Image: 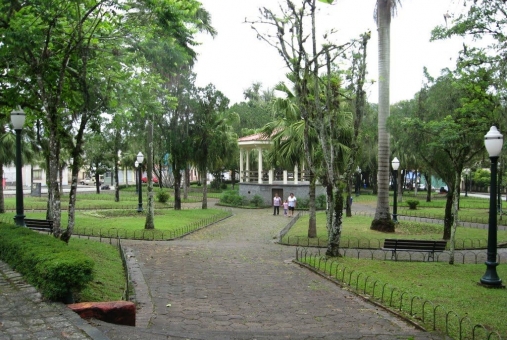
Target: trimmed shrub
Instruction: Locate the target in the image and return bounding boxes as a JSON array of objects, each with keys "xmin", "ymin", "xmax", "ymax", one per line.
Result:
[
  {"xmin": 250, "ymin": 195, "xmax": 264, "ymax": 207},
  {"xmin": 0, "ymin": 225, "xmax": 94, "ymax": 302},
  {"xmin": 220, "ymin": 190, "xmax": 245, "ymax": 206},
  {"xmin": 407, "ymin": 200, "xmax": 420, "ymax": 210},
  {"xmin": 156, "ymin": 189, "xmax": 171, "ymax": 203}
]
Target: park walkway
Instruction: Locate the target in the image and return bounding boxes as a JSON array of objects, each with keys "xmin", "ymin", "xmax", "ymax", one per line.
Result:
[{"xmin": 94, "ymin": 202, "xmax": 445, "ymax": 340}]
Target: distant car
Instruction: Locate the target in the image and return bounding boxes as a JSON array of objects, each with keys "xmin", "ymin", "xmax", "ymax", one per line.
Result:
[
  {"xmin": 80, "ymin": 178, "xmax": 92, "ymax": 185},
  {"xmin": 417, "ymin": 184, "xmax": 426, "ymax": 190},
  {"xmin": 141, "ymin": 176, "xmax": 159, "ymax": 183}
]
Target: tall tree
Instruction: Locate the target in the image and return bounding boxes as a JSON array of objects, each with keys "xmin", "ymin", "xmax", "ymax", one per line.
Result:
[
  {"xmin": 393, "ymin": 68, "xmax": 499, "ymax": 263},
  {"xmin": 192, "ymin": 84, "xmax": 230, "ymax": 209},
  {"xmin": 251, "ymin": 0, "xmax": 368, "ymax": 256},
  {"xmin": 371, "ymin": 0, "xmax": 402, "ymax": 232},
  {"xmin": 261, "ymin": 83, "xmax": 319, "ymax": 238}
]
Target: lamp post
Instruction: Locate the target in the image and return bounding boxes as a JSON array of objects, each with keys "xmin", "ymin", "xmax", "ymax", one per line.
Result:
[
  {"xmin": 11, "ymin": 107, "xmax": 26, "ymax": 227},
  {"xmin": 464, "ymin": 168, "xmax": 470, "ymax": 197},
  {"xmin": 497, "ymin": 162, "xmax": 502, "ymax": 212},
  {"xmin": 135, "ymin": 161, "xmax": 139, "ymax": 194},
  {"xmin": 392, "ymin": 157, "xmax": 400, "ymax": 223},
  {"xmin": 136, "ymin": 152, "xmax": 144, "ymax": 213},
  {"xmin": 480, "ymin": 126, "xmax": 504, "ymax": 287}
]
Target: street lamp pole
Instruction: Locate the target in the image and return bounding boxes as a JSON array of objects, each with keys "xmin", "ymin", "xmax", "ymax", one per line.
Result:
[
  {"xmin": 135, "ymin": 161, "xmax": 139, "ymax": 194},
  {"xmin": 392, "ymin": 157, "xmax": 400, "ymax": 223},
  {"xmin": 137, "ymin": 152, "xmax": 144, "ymax": 213},
  {"xmin": 480, "ymin": 126, "xmax": 504, "ymax": 287},
  {"xmin": 11, "ymin": 107, "xmax": 26, "ymax": 227}
]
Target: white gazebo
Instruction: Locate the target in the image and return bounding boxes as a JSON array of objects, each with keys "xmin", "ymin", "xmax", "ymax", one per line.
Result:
[{"xmin": 238, "ymin": 133, "xmax": 324, "ymax": 204}]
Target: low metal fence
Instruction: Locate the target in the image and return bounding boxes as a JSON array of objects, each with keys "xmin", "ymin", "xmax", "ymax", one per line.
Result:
[
  {"xmin": 295, "ymin": 247, "xmax": 504, "ymax": 340},
  {"xmin": 280, "ymin": 235, "xmax": 492, "ymax": 251},
  {"xmin": 72, "ymin": 210, "xmax": 232, "ymax": 241}
]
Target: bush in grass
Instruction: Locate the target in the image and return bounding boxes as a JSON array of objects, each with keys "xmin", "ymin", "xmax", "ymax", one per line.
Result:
[
  {"xmin": 220, "ymin": 190, "xmax": 245, "ymax": 206},
  {"xmin": 156, "ymin": 189, "xmax": 171, "ymax": 203},
  {"xmin": 297, "ymin": 197, "xmax": 309, "ymax": 209},
  {"xmin": 316, "ymin": 194, "xmax": 326, "ymax": 210},
  {"xmin": 0, "ymin": 225, "xmax": 94, "ymax": 302},
  {"xmin": 407, "ymin": 200, "xmax": 420, "ymax": 210},
  {"xmin": 250, "ymin": 195, "xmax": 264, "ymax": 207}
]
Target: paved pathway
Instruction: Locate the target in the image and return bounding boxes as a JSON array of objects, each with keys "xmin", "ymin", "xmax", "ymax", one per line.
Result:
[
  {"xmin": 0, "ymin": 261, "xmax": 107, "ymax": 340},
  {"xmin": 95, "ymin": 204, "xmax": 445, "ymax": 339}
]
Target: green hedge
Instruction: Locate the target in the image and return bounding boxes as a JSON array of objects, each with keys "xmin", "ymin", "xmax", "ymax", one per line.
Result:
[{"xmin": 0, "ymin": 224, "xmax": 94, "ymax": 302}]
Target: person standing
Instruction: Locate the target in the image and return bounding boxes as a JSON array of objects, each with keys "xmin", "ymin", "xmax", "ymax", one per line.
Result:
[
  {"xmin": 283, "ymin": 199, "xmax": 289, "ymax": 217},
  {"xmin": 287, "ymin": 193, "xmax": 297, "ymax": 217},
  {"xmin": 273, "ymin": 193, "xmax": 282, "ymax": 215}
]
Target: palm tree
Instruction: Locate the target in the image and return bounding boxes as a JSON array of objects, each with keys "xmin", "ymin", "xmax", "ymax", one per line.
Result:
[
  {"xmin": 371, "ymin": 0, "xmax": 402, "ymax": 232},
  {"xmin": 262, "ymin": 82, "xmax": 319, "ymax": 238}
]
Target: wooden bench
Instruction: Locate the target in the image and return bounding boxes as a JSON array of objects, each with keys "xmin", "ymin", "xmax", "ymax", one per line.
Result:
[
  {"xmin": 382, "ymin": 239, "xmax": 447, "ymax": 261},
  {"xmin": 25, "ymin": 219, "xmax": 54, "ymax": 233}
]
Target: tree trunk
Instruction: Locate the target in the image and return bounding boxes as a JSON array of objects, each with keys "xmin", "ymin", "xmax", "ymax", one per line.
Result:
[
  {"xmin": 326, "ymin": 185, "xmax": 344, "ymax": 257},
  {"xmin": 114, "ymin": 158, "xmax": 120, "ymax": 202},
  {"xmin": 65, "ymin": 155, "xmax": 81, "ymax": 244},
  {"xmin": 307, "ymin": 172, "xmax": 317, "ymax": 238},
  {"xmin": 0, "ymin": 164, "xmax": 4, "ymax": 214},
  {"xmin": 173, "ymin": 163, "xmax": 182, "ymax": 210},
  {"xmin": 59, "ymin": 166, "xmax": 64, "ymax": 195},
  {"xmin": 346, "ymin": 173, "xmax": 353, "ymax": 217},
  {"xmin": 201, "ymin": 169, "xmax": 208, "ymax": 209},
  {"xmin": 448, "ymin": 174, "xmax": 460, "ymax": 264},
  {"xmin": 145, "ymin": 116, "xmax": 155, "ymax": 229},
  {"xmin": 443, "ymin": 191, "xmax": 453, "ymax": 240},
  {"xmin": 183, "ymin": 165, "xmax": 189, "ymax": 200},
  {"xmin": 424, "ymin": 172, "xmax": 432, "ymax": 202},
  {"xmin": 372, "ymin": 0, "xmax": 392, "ymax": 230},
  {"xmin": 49, "ymin": 122, "xmax": 62, "ymax": 238}
]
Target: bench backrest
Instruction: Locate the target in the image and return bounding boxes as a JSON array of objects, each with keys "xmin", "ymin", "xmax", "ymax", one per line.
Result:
[
  {"xmin": 25, "ymin": 219, "xmax": 54, "ymax": 230},
  {"xmin": 383, "ymin": 239, "xmax": 447, "ymax": 251}
]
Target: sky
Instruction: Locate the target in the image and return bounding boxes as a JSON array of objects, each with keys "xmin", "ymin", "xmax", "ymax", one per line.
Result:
[{"xmin": 193, "ymin": 0, "xmax": 468, "ymax": 105}]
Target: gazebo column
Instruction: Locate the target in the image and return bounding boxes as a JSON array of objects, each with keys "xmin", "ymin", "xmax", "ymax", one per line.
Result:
[
  {"xmin": 294, "ymin": 165, "xmax": 299, "ymax": 184},
  {"xmin": 257, "ymin": 147, "xmax": 263, "ymax": 184},
  {"xmin": 283, "ymin": 170, "xmax": 288, "ymax": 184},
  {"xmin": 268, "ymin": 169, "xmax": 273, "ymax": 184},
  {"xmin": 239, "ymin": 148, "xmax": 244, "ymax": 183},
  {"xmin": 246, "ymin": 151, "xmax": 250, "ymax": 182}
]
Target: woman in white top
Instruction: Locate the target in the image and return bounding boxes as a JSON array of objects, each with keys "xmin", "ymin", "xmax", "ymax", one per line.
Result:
[{"xmin": 287, "ymin": 193, "xmax": 297, "ymax": 217}]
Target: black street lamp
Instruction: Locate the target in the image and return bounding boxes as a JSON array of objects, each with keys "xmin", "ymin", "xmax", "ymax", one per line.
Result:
[
  {"xmin": 480, "ymin": 126, "xmax": 504, "ymax": 288},
  {"xmin": 11, "ymin": 107, "xmax": 26, "ymax": 227},
  {"xmin": 136, "ymin": 152, "xmax": 144, "ymax": 213},
  {"xmin": 135, "ymin": 160, "xmax": 139, "ymax": 194},
  {"xmin": 464, "ymin": 168, "xmax": 470, "ymax": 197},
  {"xmin": 392, "ymin": 157, "xmax": 400, "ymax": 223},
  {"xmin": 497, "ymin": 162, "xmax": 502, "ymax": 212}
]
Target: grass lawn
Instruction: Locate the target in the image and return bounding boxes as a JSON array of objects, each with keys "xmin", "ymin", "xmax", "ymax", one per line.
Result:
[
  {"xmin": 1, "ymin": 208, "xmax": 231, "ymax": 240},
  {"xmin": 283, "ymin": 213, "xmax": 507, "ymax": 249},
  {"xmin": 68, "ymin": 238, "xmax": 126, "ymax": 302},
  {"xmin": 302, "ymin": 255, "xmax": 507, "ymax": 339},
  {"xmin": 355, "ymin": 192, "xmax": 507, "ymax": 226}
]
